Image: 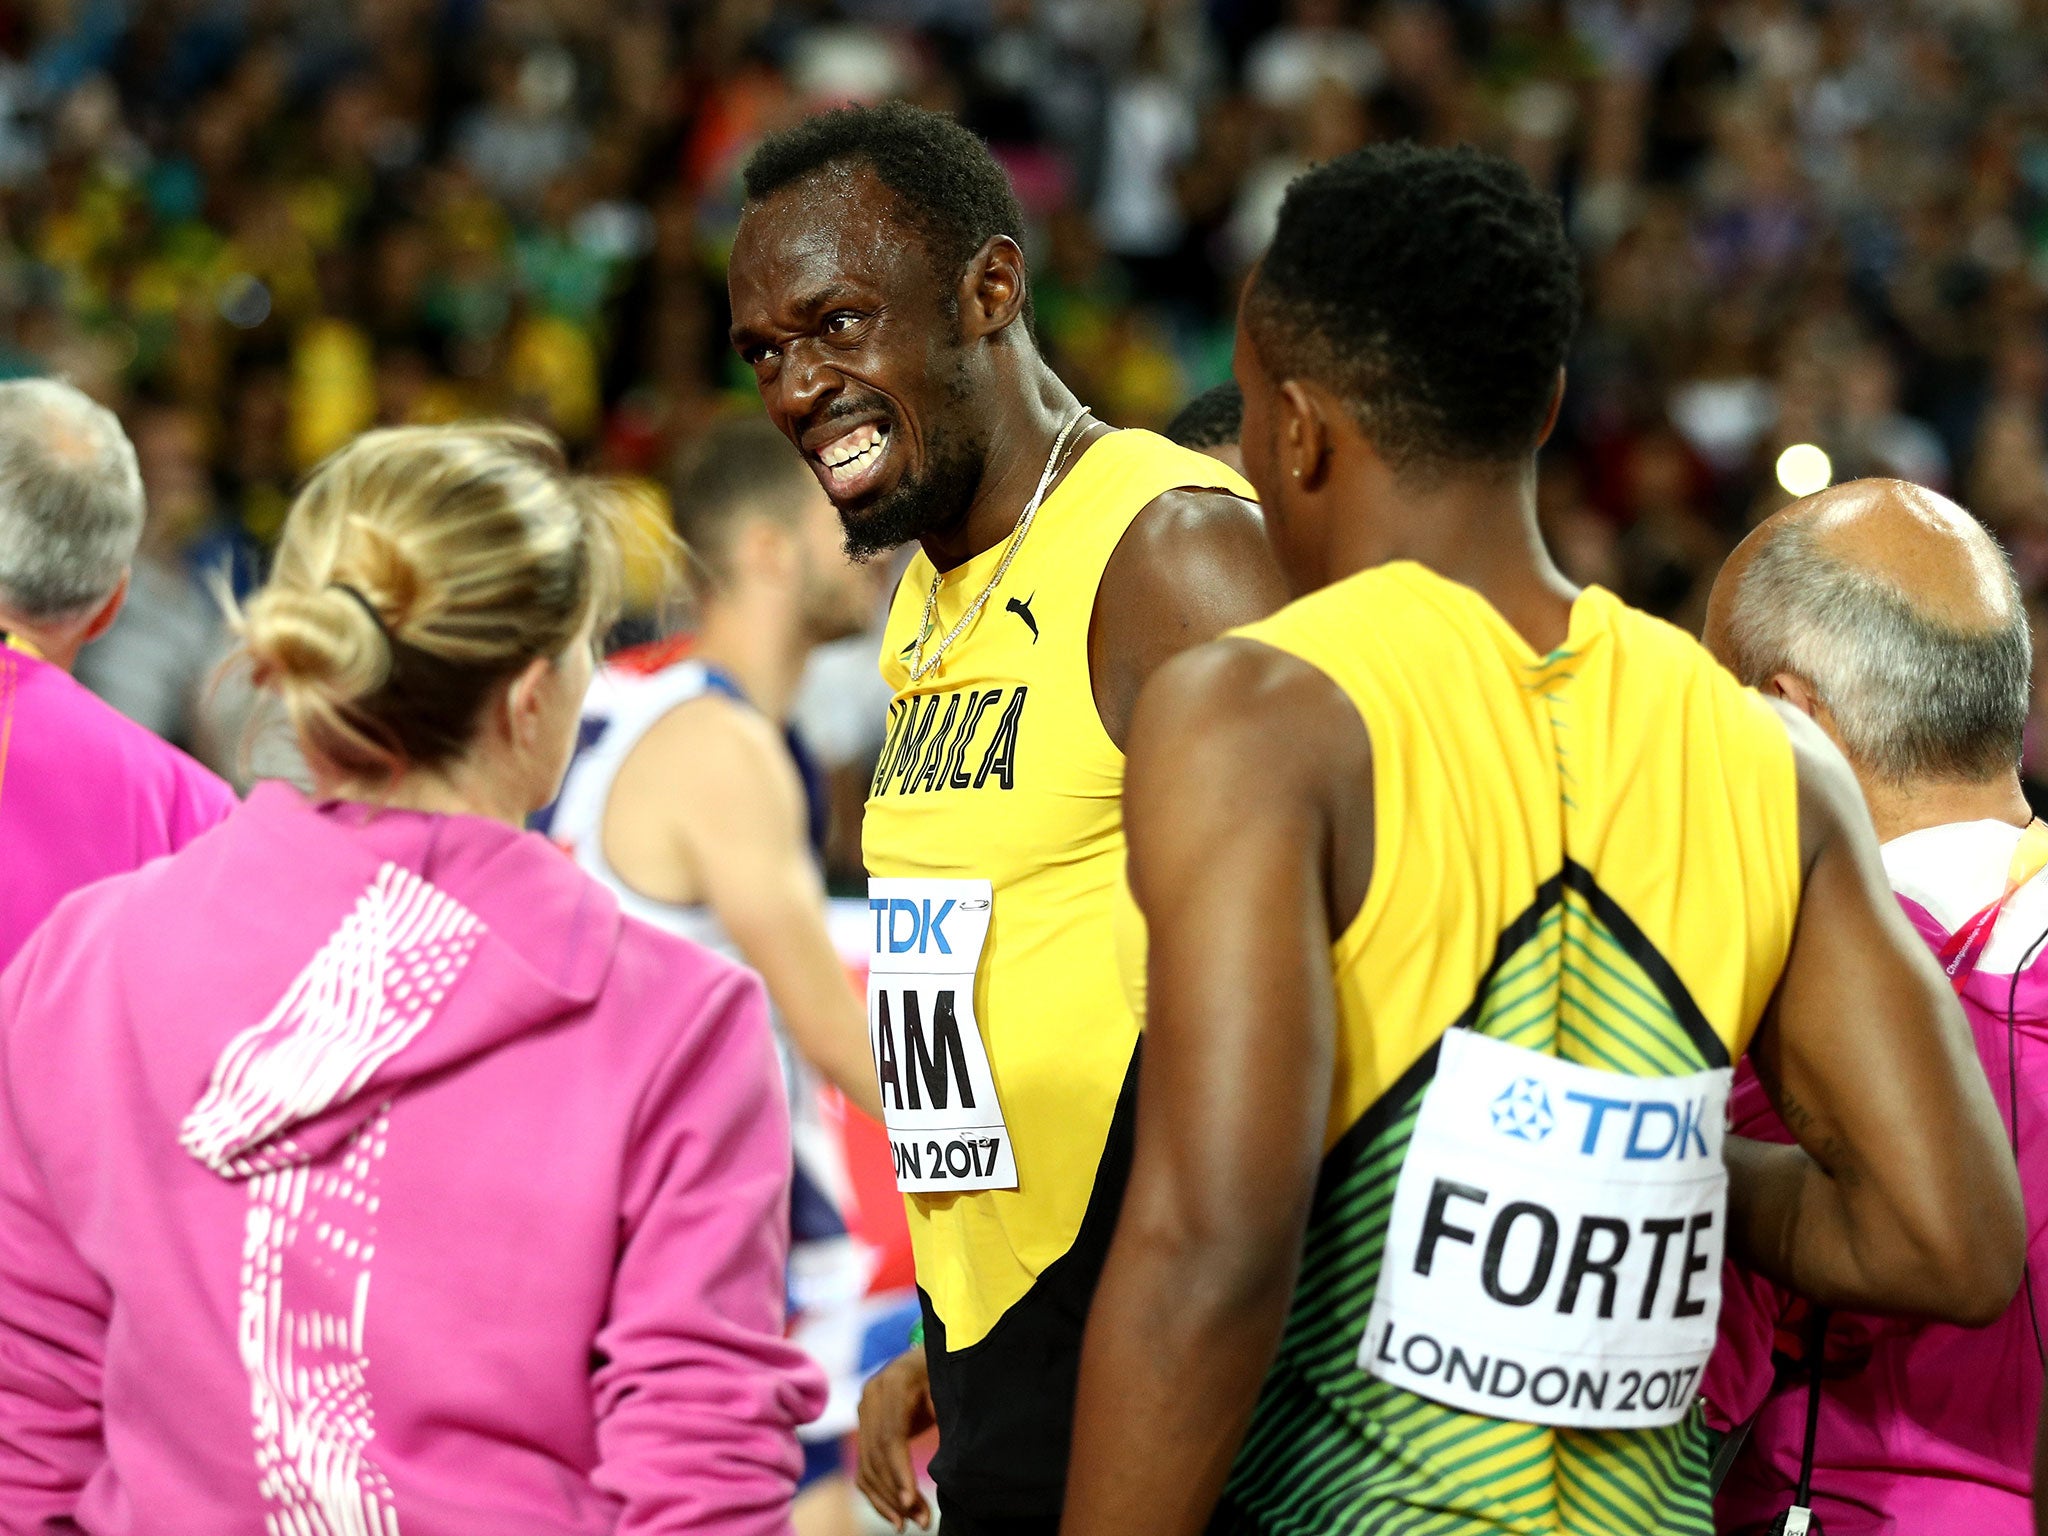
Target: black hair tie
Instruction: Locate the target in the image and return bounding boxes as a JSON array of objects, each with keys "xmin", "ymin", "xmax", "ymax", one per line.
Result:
[{"xmin": 330, "ymin": 582, "xmax": 394, "ymax": 643}]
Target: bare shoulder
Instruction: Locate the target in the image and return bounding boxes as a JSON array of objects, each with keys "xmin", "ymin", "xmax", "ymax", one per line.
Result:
[
  {"xmin": 1140, "ymin": 631, "xmax": 1344, "ymax": 722},
  {"xmin": 1105, "ymin": 487, "xmax": 1276, "ymax": 609},
  {"xmin": 1127, "ymin": 635, "xmax": 1374, "ymax": 930},
  {"xmin": 1130, "ymin": 636, "xmax": 1367, "ymax": 804},
  {"xmin": 1092, "ymin": 487, "xmax": 1289, "ymax": 747},
  {"xmin": 625, "ymin": 691, "xmax": 802, "ymax": 803},
  {"xmin": 1129, "ymin": 485, "xmax": 1266, "ymax": 545}
]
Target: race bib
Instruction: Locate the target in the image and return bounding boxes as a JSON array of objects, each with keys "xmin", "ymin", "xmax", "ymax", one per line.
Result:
[
  {"xmin": 866, "ymin": 878, "xmax": 1018, "ymax": 1193},
  {"xmin": 1360, "ymin": 1029, "xmax": 1730, "ymax": 1429}
]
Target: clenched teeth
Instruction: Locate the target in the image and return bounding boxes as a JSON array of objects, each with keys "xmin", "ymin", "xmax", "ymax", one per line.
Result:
[{"xmin": 820, "ymin": 423, "xmax": 888, "ymax": 468}]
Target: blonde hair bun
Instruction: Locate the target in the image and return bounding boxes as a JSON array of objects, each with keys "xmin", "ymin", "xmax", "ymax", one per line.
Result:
[
  {"xmin": 231, "ymin": 422, "xmax": 627, "ymax": 782},
  {"xmin": 241, "ymin": 582, "xmax": 392, "ymax": 701}
]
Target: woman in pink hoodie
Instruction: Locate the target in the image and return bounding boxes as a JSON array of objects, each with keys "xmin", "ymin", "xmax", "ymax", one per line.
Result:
[{"xmin": 0, "ymin": 423, "xmax": 825, "ymax": 1535}]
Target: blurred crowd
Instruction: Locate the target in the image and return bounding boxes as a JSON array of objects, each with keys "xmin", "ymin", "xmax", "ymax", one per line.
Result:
[{"xmin": 6, "ymin": 0, "xmax": 2048, "ymax": 791}]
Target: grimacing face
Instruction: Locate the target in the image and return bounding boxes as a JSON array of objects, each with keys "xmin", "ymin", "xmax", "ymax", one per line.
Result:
[{"xmin": 728, "ymin": 164, "xmax": 992, "ymax": 562}]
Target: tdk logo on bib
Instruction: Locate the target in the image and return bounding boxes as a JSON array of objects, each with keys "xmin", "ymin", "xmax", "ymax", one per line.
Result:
[
  {"xmin": 872, "ymin": 897, "xmax": 958, "ymax": 955},
  {"xmin": 1491, "ymin": 1078, "xmax": 1715, "ymax": 1160},
  {"xmin": 1560, "ymin": 1088, "xmax": 1714, "ymax": 1161},
  {"xmin": 1364, "ymin": 1029, "xmax": 1732, "ymax": 1431},
  {"xmin": 867, "ymin": 877, "xmax": 1018, "ymax": 1194}
]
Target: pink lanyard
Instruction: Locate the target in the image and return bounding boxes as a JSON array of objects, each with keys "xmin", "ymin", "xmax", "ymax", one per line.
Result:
[{"xmin": 1937, "ymin": 819, "xmax": 2048, "ymax": 992}]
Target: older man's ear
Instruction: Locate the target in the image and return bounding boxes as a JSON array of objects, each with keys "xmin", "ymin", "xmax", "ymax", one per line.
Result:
[
  {"xmin": 1759, "ymin": 671, "xmax": 1861, "ymax": 766},
  {"xmin": 1760, "ymin": 671, "xmax": 1822, "ymax": 720}
]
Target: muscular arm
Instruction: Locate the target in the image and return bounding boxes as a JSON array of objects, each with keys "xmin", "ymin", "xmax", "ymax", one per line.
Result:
[
  {"xmin": 1089, "ymin": 488, "xmax": 1289, "ymax": 749},
  {"xmin": 605, "ymin": 699, "xmax": 885, "ymax": 1122},
  {"xmin": 1725, "ymin": 705, "xmax": 2024, "ymax": 1324},
  {"xmin": 1062, "ymin": 641, "xmax": 1370, "ymax": 1536}
]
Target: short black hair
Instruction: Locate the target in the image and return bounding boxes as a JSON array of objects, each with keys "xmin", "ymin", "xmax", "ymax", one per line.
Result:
[
  {"xmin": 743, "ymin": 101, "xmax": 1033, "ymax": 327},
  {"xmin": 1246, "ymin": 143, "xmax": 1580, "ymax": 472},
  {"xmin": 1163, "ymin": 382, "xmax": 1244, "ymax": 451},
  {"xmin": 670, "ymin": 414, "xmax": 816, "ymax": 587}
]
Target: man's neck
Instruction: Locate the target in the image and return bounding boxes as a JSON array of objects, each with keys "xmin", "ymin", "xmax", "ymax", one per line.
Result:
[
  {"xmin": 1323, "ymin": 456, "xmax": 1579, "ymax": 652},
  {"xmin": 691, "ymin": 591, "xmax": 811, "ymax": 724},
  {"xmin": 1862, "ymin": 770, "xmax": 2034, "ymax": 845},
  {"xmin": 919, "ymin": 361, "xmax": 1094, "ymax": 573},
  {"xmin": 0, "ymin": 613, "xmax": 82, "ymax": 672}
]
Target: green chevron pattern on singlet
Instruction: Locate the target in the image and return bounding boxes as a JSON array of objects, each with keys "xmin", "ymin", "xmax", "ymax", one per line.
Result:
[{"xmin": 1213, "ymin": 872, "xmax": 1725, "ymax": 1536}]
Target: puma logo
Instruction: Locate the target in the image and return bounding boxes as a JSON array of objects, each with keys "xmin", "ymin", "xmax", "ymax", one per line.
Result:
[{"xmin": 1006, "ymin": 593, "xmax": 1040, "ymax": 644}]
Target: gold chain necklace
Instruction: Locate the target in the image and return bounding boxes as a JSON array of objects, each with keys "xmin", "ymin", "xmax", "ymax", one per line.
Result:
[{"xmin": 907, "ymin": 406, "xmax": 1090, "ymax": 684}]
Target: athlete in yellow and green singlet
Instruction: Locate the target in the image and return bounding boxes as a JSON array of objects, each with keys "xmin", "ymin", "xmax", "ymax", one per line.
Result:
[
  {"xmin": 726, "ymin": 103, "xmax": 1287, "ymax": 1536},
  {"xmin": 1061, "ymin": 144, "xmax": 2026, "ymax": 1536}
]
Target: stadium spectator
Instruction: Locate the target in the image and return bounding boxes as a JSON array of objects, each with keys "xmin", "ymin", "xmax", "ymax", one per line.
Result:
[
  {"xmin": 0, "ymin": 0, "xmax": 2038, "ymax": 779},
  {"xmin": 1704, "ymin": 478, "xmax": 2047, "ymax": 1535},
  {"xmin": 0, "ymin": 377, "xmax": 233, "ymax": 968},
  {"xmin": 0, "ymin": 422, "xmax": 825, "ymax": 1532}
]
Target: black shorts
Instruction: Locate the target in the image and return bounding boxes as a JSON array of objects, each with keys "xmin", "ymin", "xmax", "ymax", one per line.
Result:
[{"xmin": 936, "ymin": 1494, "xmax": 1061, "ymax": 1536}]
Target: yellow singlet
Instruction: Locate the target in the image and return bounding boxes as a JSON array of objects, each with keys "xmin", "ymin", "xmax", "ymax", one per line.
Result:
[
  {"xmin": 864, "ymin": 427, "xmax": 1252, "ymax": 1509},
  {"xmin": 1214, "ymin": 563, "xmax": 1802, "ymax": 1536}
]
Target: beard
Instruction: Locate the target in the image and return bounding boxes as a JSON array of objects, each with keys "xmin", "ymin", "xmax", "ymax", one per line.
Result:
[
  {"xmin": 837, "ymin": 363, "xmax": 987, "ymax": 563},
  {"xmin": 839, "ymin": 425, "xmax": 987, "ymax": 561}
]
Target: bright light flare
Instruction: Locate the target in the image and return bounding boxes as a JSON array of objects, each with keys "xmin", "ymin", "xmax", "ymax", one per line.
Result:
[{"xmin": 1775, "ymin": 443, "xmax": 1832, "ymax": 497}]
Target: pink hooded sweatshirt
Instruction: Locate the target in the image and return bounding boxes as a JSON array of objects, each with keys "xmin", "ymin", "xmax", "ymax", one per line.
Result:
[
  {"xmin": 1706, "ymin": 817, "xmax": 2048, "ymax": 1535},
  {"xmin": 0, "ymin": 641, "xmax": 234, "ymax": 969},
  {"xmin": 0, "ymin": 780, "xmax": 825, "ymax": 1535}
]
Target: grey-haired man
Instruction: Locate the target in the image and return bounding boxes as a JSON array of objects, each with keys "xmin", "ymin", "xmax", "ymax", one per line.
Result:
[
  {"xmin": 0, "ymin": 378, "xmax": 234, "ymax": 967},
  {"xmin": 1703, "ymin": 477, "xmax": 2044, "ymax": 1533}
]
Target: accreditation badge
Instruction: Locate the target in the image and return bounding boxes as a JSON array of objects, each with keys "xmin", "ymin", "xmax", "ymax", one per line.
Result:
[
  {"xmin": 1360, "ymin": 1029, "xmax": 1732, "ymax": 1429},
  {"xmin": 865, "ymin": 877, "xmax": 1018, "ymax": 1193}
]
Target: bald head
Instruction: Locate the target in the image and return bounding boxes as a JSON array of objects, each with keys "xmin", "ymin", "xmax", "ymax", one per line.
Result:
[
  {"xmin": 1707, "ymin": 478, "xmax": 2029, "ymax": 785},
  {"xmin": 1708, "ymin": 480, "xmax": 2017, "ymax": 653}
]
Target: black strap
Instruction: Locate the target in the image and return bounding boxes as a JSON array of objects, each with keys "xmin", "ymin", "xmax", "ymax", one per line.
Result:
[
  {"xmin": 1709, "ymin": 1304, "xmax": 1829, "ymax": 1510},
  {"xmin": 1794, "ymin": 1306, "xmax": 1829, "ymax": 1508},
  {"xmin": 1708, "ymin": 1413, "xmax": 1754, "ymax": 1494},
  {"xmin": 1703, "ymin": 1417, "xmax": 1753, "ymax": 1499}
]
